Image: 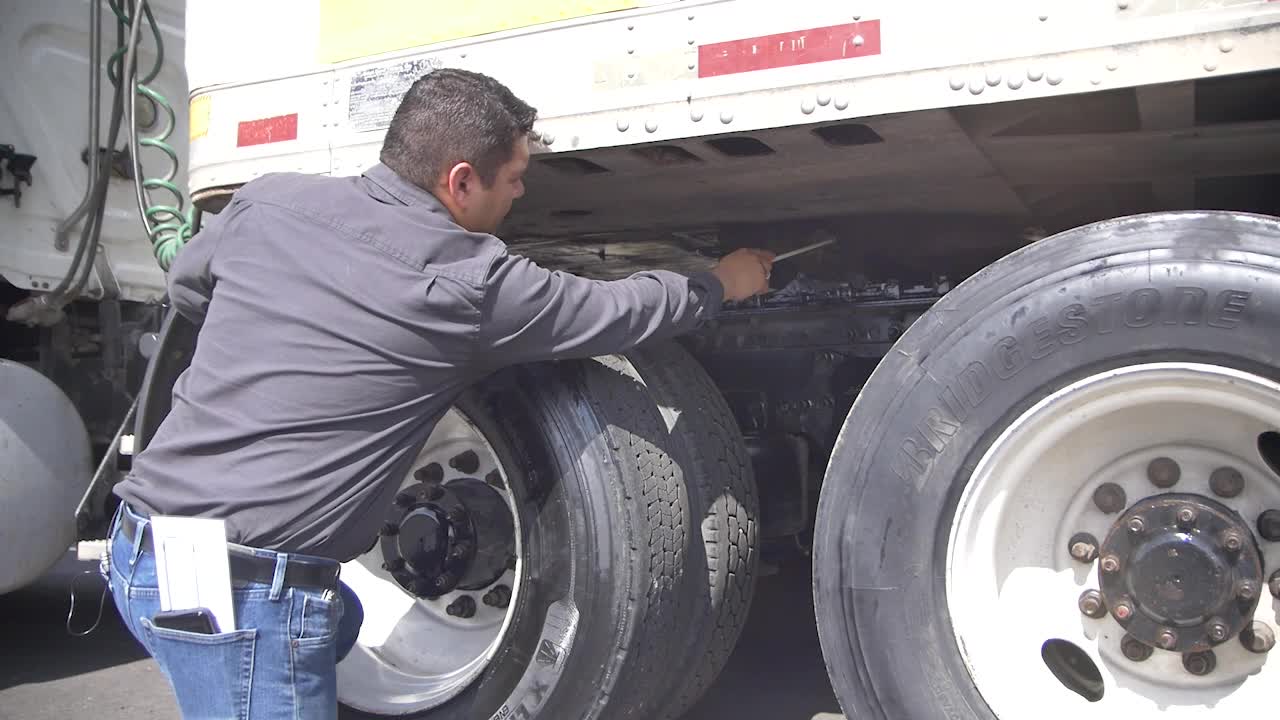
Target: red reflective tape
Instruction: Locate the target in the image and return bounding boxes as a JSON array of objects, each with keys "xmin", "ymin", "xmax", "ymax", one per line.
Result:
[
  {"xmin": 698, "ymin": 20, "xmax": 882, "ymax": 78},
  {"xmin": 236, "ymin": 113, "xmax": 298, "ymax": 147}
]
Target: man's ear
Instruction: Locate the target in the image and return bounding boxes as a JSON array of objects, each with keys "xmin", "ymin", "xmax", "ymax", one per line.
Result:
[{"xmin": 446, "ymin": 162, "xmax": 477, "ymax": 203}]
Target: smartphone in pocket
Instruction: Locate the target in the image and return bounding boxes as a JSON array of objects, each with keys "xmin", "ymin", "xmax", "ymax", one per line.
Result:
[{"xmin": 153, "ymin": 607, "xmax": 221, "ymax": 634}]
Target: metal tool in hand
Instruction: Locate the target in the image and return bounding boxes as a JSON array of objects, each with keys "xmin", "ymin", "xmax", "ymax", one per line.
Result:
[{"xmin": 773, "ymin": 238, "xmax": 835, "ymax": 262}]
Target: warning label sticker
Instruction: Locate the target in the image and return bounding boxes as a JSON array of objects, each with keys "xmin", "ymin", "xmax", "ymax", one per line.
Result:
[{"xmin": 347, "ymin": 57, "xmax": 443, "ymax": 132}]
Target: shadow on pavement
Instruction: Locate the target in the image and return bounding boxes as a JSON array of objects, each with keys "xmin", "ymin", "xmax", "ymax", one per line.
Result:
[
  {"xmin": 682, "ymin": 555, "xmax": 844, "ymax": 720},
  {"xmin": 0, "ymin": 555, "xmax": 149, "ymax": 691}
]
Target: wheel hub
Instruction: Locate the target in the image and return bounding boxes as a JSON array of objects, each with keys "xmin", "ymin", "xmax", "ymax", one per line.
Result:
[
  {"xmin": 380, "ymin": 465, "xmax": 515, "ymax": 598},
  {"xmin": 1099, "ymin": 493, "xmax": 1263, "ymax": 653}
]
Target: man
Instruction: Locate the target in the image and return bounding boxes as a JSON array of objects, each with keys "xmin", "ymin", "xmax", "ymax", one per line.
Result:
[{"xmin": 105, "ymin": 69, "xmax": 773, "ymax": 718}]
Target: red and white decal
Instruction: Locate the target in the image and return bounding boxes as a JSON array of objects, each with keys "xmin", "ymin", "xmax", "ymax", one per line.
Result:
[
  {"xmin": 236, "ymin": 113, "xmax": 299, "ymax": 147},
  {"xmin": 698, "ymin": 20, "xmax": 882, "ymax": 78}
]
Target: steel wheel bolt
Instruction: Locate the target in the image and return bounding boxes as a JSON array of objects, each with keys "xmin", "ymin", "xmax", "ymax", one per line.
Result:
[
  {"xmin": 1113, "ymin": 600, "xmax": 1134, "ymax": 622},
  {"xmin": 1223, "ymin": 531, "xmax": 1244, "ymax": 553},
  {"xmin": 1079, "ymin": 589, "xmax": 1106, "ymax": 618},
  {"xmin": 1158, "ymin": 630, "xmax": 1178, "ymax": 650},
  {"xmin": 1146, "ymin": 457, "xmax": 1181, "ymax": 488},
  {"xmin": 1121, "ymin": 634, "xmax": 1153, "ymax": 662},
  {"xmin": 482, "ymin": 584, "xmax": 512, "ymax": 609},
  {"xmin": 1127, "ymin": 517, "xmax": 1146, "ymax": 534},
  {"xmin": 1208, "ymin": 619, "xmax": 1230, "ymax": 643},
  {"xmin": 446, "ymin": 595, "xmax": 477, "ymax": 618},
  {"xmin": 1177, "ymin": 507, "xmax": 1198, "ymax": 527},
  {"xmin": 1069, "ymin": 533, "xmax": 1099, "ymax": 563},
  {"xmin": 1238, "ymin": 580, "xmax": 1260, "ymax": 601},
  {"xmin": 1210, "ymin": 466, "xmax": 1244, "ymax": 498},
  {"xmin": 1241, "ymin": 622, "xmax": 1276, "ymax": 654},
  {"xmin": 1258, "ymin": 510, "xmax": 1280, "ymax": 542},
  {"xmin": 1093, "ymin": 483, "xmax": 1127, "ymax": 514},
  {"xmin": 449, "ymin": 450, "xmax": 480, "ymax": 475},
  {"xmin": 414, "ymin": 463, "xmax": 444, "ymax": 484},
  {"xmin": 1100, "ymin": 555, "xmax": 1121, "ymax": 574},
  {"xmin": 1183, "ymin": 650, "xmax": 1216, "ymax": 676}
]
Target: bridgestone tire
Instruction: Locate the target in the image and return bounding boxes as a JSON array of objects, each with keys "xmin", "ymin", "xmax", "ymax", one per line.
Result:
[
  {"xmin": 135, "ymin": 323, "xmax": 755, "ymax": 720},
  {"xmin": 811, "ymin": 211, "xmax": 1280, "ymax": 719}
]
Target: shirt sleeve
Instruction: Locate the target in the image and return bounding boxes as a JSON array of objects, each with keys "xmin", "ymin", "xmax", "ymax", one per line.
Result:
[
  {"xmin": 167, "ymin": 200, "xmax": 235, "ymax": 324},
  {"xmin": 476, "ymin": 252, "xmax": 724, "ymax": 369}
]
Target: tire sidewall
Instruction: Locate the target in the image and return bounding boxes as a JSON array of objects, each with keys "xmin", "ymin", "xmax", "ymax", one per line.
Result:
[
  {"xmin": 342, "ymin": 364, "xmax": 630, "ymax": 720},
  {"xmin": 814, "ymin": 212, "xmax": 1280, "ymax": 720}
]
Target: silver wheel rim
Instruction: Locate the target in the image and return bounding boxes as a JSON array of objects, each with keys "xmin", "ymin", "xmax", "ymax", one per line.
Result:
[
  {"xmin": 947, "ymin": 362, "xmax": 1280, "ymax": 717},
  {"xmin": 337, "ymin": 407, "xmax": 521, "ymax": 714}
]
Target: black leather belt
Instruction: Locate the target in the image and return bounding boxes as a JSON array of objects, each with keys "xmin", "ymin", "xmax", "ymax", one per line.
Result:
[{"xmin": 119, "ymin": 508, "xmax": 340, "ymax": 592}]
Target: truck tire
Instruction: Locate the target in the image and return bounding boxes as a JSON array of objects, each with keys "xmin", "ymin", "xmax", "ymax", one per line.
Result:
[
  {"xmin": 624, "ymin": 342, "xmax": 759, "ymax": 720},
  {"xmin": 812, "ymin": 211, "xmax": 1280, "ymax": 719}
]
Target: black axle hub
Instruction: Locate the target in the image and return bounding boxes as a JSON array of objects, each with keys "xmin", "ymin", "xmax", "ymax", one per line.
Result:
[
  {"xmin": 1098, "ymin": 493, "xmax": 1263, "ymax": 654},
  {"xmin": 380, "ymin": 463, "xmax": 516, "ymax": 599}
]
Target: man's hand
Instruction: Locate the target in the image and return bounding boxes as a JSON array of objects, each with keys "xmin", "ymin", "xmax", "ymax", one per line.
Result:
[{"xmin": 712, "ymin": 249, "xmax": 775, "ymax": 302}]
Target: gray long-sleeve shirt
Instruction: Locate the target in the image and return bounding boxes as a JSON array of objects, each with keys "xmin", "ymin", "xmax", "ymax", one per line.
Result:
[{"xmin": 113, "ymin": 163, "xmax": 723, "ymax": 561}]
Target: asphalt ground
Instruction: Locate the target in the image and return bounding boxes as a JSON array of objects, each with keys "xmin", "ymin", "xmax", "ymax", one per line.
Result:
[{"xmin": 0, "ymin": 550, "xmax": 842, "ymax": 720}]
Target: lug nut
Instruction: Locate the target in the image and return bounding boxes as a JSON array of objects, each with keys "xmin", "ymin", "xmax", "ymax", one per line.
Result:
[
  {"xmin": 1223, "ymin": 531, "xmax": 1244, "ymax": 553},
  {"xmin": 1257, "ymin": 510, "xmax": 1280, "ymax": 542},
  {"xmin": 1238, "ymin": 580, "xmax": 1260, "ymax": 602},
  {"xmin": 449, "ymin": 450, "xmax": 480, "ymax": 475},
  {"xmin": 1112, "ymin": 600, "xmax": 1134, "ymax": 622},
  {"xmin": 1093, "ymin": 483, "xmax": 1127, "ymax": 514},
  {"xmin": 1183, "ymin": 650, "xmax": 1216, "ymax": 676},
  {"xmin": 1158, "ymin": 630, "xmax": 1179, "ymax": 650},
  {"xmin": 1068, "ymin": 533, "xmax": 1099, "ymax": 563},
  {"xmin": 1270, "ymin": 570, "xmax": 1280, "ymax": 599},
  {"xmin": 1127, "ymin": 517, "xmax": 1146, "ymax": 534},
  {"xmin": 1146, "ymin": 457, "xmax": 1181, "ymax": 488},
  {"xmin": 446, "ymin": 595, "xmax": 477, "ymax": 618},
  {"xmin": 1121, "ymin": 634, "xmax": 1153, "ymax": 662},
  {"xmin": 414, "ymin": 463, "xmax": 444, "ymax": 484},
  {"xmin": 1209, "ymin": 466, "xmax": 1244, "ymax": 498},
  {"xmin": 1100, "ymin": 555, "xmax": 1121, "ymax": 574},
  {"xmin": 1208, "ymin": 619, "xmax": 1230, "ymax": 643},
  {"xmin": 1079, "ymin": 589, "xmax": 1106, "ymax": 618},
  {"xmin": 1241, "ymin": 622, "xmax": 1276, "ymax": 654},
  {"xmin": 483, "ymin": 584, "xmax": 512, "ymax": 609},
  {"xmin": 1177, "ymin": 507, "xmax": 1198, "ymax": 527}
]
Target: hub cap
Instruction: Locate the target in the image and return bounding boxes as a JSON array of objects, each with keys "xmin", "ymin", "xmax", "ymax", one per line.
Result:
[
  {"xmin": 337, "ymin": 408, "xmax": 521, "ymax": 715},
  {"xmin": 947, "ymin": 363, "xmax": 1280, "ymax": 717},
  {"xmin": 1099, "ymin": 494, "xmax": 1262, "ymax": 653}
]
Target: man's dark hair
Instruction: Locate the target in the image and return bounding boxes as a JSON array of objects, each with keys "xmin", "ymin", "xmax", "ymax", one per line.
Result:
[{"xmin": 380, "ymin": 68, "xmax": 537, "ymax": 190}]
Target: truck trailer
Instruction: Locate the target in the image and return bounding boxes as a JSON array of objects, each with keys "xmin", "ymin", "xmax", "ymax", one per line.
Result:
[{"xmin": 2, "ymin": 1, "xmax": 1280, "ymax": 718}]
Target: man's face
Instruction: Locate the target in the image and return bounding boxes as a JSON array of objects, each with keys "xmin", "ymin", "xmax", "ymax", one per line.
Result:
[{"xmin": 446, "ymin": 135, "xmax": 530, "ymax": 235}]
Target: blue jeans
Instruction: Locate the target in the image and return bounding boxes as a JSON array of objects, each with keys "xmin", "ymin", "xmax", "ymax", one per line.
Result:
[{"xmin": 106, "ymin": 504, "xmax": 363, "ymax": 719}]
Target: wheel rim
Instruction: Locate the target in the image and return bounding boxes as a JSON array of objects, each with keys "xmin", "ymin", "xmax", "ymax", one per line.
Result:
[
  {"xmin": 947, "ymin": 362, "xmax": 1280, "ymax": 718},
  {"xmin": 337, "ymin": 407, "xmax": 522, "ymax": 715}
]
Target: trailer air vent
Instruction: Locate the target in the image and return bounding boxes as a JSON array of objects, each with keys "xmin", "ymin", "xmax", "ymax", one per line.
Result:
[
  {"xmin": 540, "ymin": 157, "xmax": 610, "ymax": 175},
  {"xmin": 705, "ymin": 137, "xmax": 775, "ymax": 157},
  {"xmin": 631, "ymin": 145, "xmax": 704, "ymax": 166},
  {"xmin": 813, "ymin": 123, "xmax": 883, "ymax": 147}
]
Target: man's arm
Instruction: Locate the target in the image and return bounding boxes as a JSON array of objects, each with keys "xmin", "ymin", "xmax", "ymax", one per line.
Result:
[
  {"xmin": 476, "ymin": 248, "xmax": 772, "ymax": 369},
  {"xmin": 167, "ymin": 200, "xmax": 238, "ymax": 324}
]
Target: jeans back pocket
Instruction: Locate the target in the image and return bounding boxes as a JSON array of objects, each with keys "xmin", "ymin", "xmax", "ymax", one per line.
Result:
[{"xmin": 142, "ymin": 618, "xmax": 258, "ymax": 720}]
